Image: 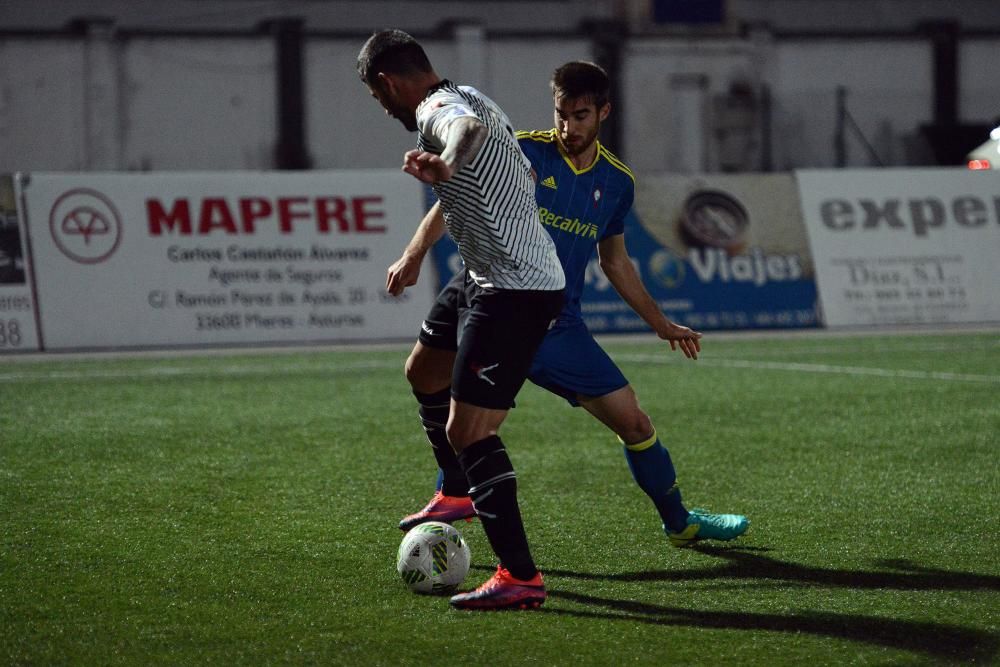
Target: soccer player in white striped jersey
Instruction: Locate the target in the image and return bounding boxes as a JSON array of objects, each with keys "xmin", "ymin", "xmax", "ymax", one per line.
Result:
[{"xmin": 358, "ymin": 29, "xmax": 565, "ymax": 610}]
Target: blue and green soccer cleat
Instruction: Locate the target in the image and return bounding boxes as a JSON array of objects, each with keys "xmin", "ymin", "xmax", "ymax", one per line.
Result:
[{"xmin": 667, "ymin": 508, "xmax": 749, "ymax": 547}]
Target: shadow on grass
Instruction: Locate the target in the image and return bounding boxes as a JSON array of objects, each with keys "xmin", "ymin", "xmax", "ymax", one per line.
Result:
[
  {"xmin": 469, "ymin": 546, "xmax": 1000, "ymax": 661},
  {"xmin": 545, "ymin": 544, "xmax": 1000, "ymax": 591},
  {"xmin": 542, "ymin": 590, "xmax": 998, "ymax": 663}
]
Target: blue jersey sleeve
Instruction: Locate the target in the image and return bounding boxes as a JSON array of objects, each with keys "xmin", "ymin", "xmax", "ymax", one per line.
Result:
[{"xmin": 601, "ymin": 177, "xmax": 633, "ymax": 240}]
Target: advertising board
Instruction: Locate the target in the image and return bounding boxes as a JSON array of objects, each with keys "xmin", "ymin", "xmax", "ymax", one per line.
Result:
[
  {"xmin": 429, "ymin": 173, "xmax": 819, "ymax": 332},
  {"xmin": 0, "ymin": 174, "xmax": 40, "ymax": 352},
  {"xmin": 17, "ymin": 170, "xmax": 434, "ymax": 350},
  {"xmin": 797, "ymin": 169, "xmax": 1000, "ymax": 326}
]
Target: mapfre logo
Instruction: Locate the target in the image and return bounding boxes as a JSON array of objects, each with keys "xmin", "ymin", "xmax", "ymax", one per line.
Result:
[{"xmin": 49, "ymin": 189, "xmax": 123, "ymax": 264}]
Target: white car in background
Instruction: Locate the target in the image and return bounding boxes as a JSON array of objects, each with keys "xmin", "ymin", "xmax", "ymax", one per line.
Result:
[{"xmin": 967, "ymin": 126, "xmax": 1000, "ymax": 170}]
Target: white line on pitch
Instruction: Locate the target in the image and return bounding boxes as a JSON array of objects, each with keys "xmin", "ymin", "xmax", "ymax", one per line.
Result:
[
  {"xmin": 3, "ymin": 355, "xmax": 998, "ymax": 385},
  {"xmin": 0, "ymin": 359, "xmax": 402, "ymax": 383},
  {"xmin": 616, "ymin": 354, "xmax": 1000, "ymax": 384},
  {"xmin": 667, "ymin": 340, "xmax": 1000, "ymax": 357}
]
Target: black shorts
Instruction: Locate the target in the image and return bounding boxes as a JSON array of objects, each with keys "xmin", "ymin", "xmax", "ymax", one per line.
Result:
[{"xmin": 419, "ymin": 270, "xmax": 564, "ymax": 410}]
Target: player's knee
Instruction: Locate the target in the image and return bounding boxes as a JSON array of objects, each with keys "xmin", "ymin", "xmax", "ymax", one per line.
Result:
[
  {"xmin": 403, "ymin": 352, "xmax": 423, "ymax": 387},
  {"xmin": 445, "ymin": 421, "xmax": 473, "ymax": 450},
  {"xmin": 404, "ymin": 350, "xmax": 448, "ymax": 393},
  {"xmin": 617, "ymin": 410, "xmax": 654, "ymax": 446},
  {"xmin": 445, "ymin": 420, "xmax": 496, "ymax": 451}
]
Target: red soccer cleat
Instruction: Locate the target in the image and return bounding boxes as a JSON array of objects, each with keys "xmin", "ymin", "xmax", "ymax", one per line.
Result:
[
  {"xmin": 449, "ymin": 566, "xmax": 546, "ymax": 610},
  {"xmin": 398, "ymin": 490, "xmax": 476, "ymax": 531}
]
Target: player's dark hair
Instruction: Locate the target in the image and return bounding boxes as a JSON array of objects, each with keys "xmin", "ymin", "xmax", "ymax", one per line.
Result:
[
  {"xmin": 551, "ymin": 61, "xmax": 610, "ymax": 109},
  {"xmin": 356, "ymin": 29, "xmax": 433, "ymax": 86}
]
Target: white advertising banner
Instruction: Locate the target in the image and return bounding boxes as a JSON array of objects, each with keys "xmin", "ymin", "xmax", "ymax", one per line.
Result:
[
  {"xmin": 0, "ymin": 174, "xmax": 40, "ymax": 352},
  {"xmin": 19, "ymin": 171, "xmax": 434, "ymax": 350},
  {"xmin": 797, "ymin": 168, "xmax": 1000, "ymax": 326}
]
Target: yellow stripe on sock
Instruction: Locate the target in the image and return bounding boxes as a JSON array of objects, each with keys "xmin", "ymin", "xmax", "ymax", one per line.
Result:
[{"xmin": 620, "ymin": 430, "xmax": 658, "ymax": 452}]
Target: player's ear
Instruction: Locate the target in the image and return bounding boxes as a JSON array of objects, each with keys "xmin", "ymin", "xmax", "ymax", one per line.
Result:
[
  {"xmin": 376, "ymin": 72, "xmax": 396, "ymax": 96},
  {"xmin": 598, "ymin": 102, "xmax": 611, "ymax": 122}
]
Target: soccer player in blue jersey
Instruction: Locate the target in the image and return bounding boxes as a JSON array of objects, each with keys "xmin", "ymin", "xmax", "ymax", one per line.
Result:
[{"xmin": 388, "ymin": 61, "xmax": 748, "ymax": 561}]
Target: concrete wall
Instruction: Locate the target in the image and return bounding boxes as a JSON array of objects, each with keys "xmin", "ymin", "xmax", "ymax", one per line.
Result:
[
  {"xmin": 1, "ymin": 23, "xmax": 997, "ymax": 173},
  {"xmin": 771, "ymin": 39, "xmax": 932, "ymax": 169},
  {"xmin": 5, "ymin": 0, "xmax": 1000, "ymax": 34},
  {"xmin": 304, "ymin": 32, "xmax": 592, "ymax": 170},
  {"xmin": 123, "ymin": 37, "xmax": 276, "ymax": 170},
  {"xmin": 622, "ymin": 37, "xmax": 762, "ymax": 173},
  {"xmin": 0, "ymin": 38, "xmax": 88, "ymax": 171}
]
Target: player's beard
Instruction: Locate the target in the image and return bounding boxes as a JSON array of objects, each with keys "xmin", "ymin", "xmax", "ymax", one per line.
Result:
[
  {"xmin": 389, "ymin": 103, "xmax": 418, "ymax": 131},
  {"xmin": 374, "ymin": 84, "xmax": 418, "ymax": 131},
  {"xmin": 559, "ymin": 122, "xmax": 600, "ymax": 157},
  {"xmin": 397, "ymin": 112, "xmax": 418, "ymax": 132}
]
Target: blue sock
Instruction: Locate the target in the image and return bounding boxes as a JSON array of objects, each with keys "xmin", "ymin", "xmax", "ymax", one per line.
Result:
[{"xmin": 622, "ymin": 431, "xmax": 689, "ymax": 533}]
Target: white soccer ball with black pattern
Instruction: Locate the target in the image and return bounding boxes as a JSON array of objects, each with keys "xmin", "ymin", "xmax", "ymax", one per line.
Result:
[{"xmin": 396, "ymin": 521, "xmax": 471, "ymax": 594}]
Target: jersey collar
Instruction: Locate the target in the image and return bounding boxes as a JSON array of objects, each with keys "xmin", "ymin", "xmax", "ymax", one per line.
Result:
[
  {"xmin": 422, "ymin": 79, "xmax": 452, "ymax": 102},
  {"xmin": 554, "ymin": 130, "xmax": 602, "ymax": 175}
]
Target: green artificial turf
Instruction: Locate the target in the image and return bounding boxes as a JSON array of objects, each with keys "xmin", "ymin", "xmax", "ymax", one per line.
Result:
[{"xmin": 1, "ymin": 332, "xmax": 998, "ymax": 665}]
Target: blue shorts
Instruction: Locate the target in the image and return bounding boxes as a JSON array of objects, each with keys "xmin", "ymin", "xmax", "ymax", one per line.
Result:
[{"xmin": 528, "ymin": 319, "xmax": 629, "ymax": 406}]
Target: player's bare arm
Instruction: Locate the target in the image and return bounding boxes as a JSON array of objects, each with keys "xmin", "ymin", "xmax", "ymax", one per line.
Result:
[
  {"xmin": 403, "ymin": 116, "xmax": 487, "ymax": 183},
  {"xmin": 597, "ymin": 234, "xmax": 702, "ymax": 360},
  {"xmin": 386, "ymin": 201, "xmax": 447, "ymax": 296}
]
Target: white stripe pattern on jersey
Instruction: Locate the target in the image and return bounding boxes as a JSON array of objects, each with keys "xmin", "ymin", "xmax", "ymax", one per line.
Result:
[{"xmin": 416, "ymin": 82, "xmax": 564, "ymax": 291}]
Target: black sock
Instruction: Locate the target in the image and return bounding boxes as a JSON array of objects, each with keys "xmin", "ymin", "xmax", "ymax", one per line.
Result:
[
  {"xmin": 414, "ymin": 388, "xmax": 468, "ymax": 497},
  {"xmin": 457, "ymin": 436, "xmax": 537, "ymax": 580}
]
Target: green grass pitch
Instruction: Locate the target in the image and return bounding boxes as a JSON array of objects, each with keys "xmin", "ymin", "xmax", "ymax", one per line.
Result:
[{"xmin": 1, "ymin": 331, "xmax": 998, "ymax": 665}]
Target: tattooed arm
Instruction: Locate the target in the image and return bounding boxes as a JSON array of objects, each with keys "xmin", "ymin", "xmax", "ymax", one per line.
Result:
[{"xmin": 402, "ymin": 116, "xmax": 487, "ymax": 184}]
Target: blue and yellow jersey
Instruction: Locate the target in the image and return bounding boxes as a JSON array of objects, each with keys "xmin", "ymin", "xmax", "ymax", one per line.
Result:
[{"xmin": 516, "ymin": 128, "xmax": 635, "ymax": 324}]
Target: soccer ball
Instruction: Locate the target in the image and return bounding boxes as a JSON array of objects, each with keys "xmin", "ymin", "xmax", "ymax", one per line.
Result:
[{"xmin": 396, "ymin": 521, "xmax": 471, "ymax": 595}]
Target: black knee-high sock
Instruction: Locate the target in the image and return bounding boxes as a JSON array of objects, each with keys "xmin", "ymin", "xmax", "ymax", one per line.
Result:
[
  {"xmin": 458, "ymin": 436, "xmax": 537, "ymax": 580},
  {"xmin": 414, "ymin": 389, "xmax": 468, "ymax": 497}
]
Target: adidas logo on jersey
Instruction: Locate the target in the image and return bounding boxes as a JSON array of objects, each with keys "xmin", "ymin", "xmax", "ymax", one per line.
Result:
[{"xmin": 541, "ymin": 175, "xmax": 557, "ymax": 190}]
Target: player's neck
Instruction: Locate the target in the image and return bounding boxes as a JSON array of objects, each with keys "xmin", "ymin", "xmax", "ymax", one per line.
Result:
[
  {"xmin": 410, "ymin": 72, "xmax": 444, "ymax": 105},
  {"xmin": 566, "ymin": 141, "xmax": 600, "ymax": 171}
]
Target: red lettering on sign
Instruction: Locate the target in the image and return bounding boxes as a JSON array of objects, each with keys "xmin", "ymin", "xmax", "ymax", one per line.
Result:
[
  {"xmin": 147, "ymin": 199, "xmax": 192, "ymax": 235},
  {"xmin": 316, "ymin": 197, "xmax": 348, "ymax": 232},
  {"xmin": 277, "ymin": 197, "xmax": 311, "ymax": 233},
  {"xmin": 354, "ymin": 196, "xmax": 386, "ymax": 233},
  {"xmin": 199, "ymin": 198, "xmax": 238, "ymax": 234},
  {"xmin": 239, "ymin": 197, "xmax": 273, "ymax": 233},
  {"xmin": 145, "ymin": 195, "xmax": 389, "ymax": 235}
]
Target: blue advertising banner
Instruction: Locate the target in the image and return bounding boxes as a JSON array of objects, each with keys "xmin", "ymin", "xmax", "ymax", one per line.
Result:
[{"xmin": 428, "ymin": 173, "xmax": 820, "ymax": 332}]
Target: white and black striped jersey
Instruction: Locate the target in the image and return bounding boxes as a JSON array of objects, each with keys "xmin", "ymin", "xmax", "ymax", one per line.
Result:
[{"xmin": 416, "ymin": 81, "xmax": 565, "ymax": 291}]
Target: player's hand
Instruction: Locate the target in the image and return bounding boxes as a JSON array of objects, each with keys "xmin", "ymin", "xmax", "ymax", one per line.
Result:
[
  {"xmin": 658, "ymin": 322, "xmax": 703, "ymax": 360},
  {"xmin": 386, "ymin": 251, "xmax": 423, "ymax": 296},
  {"xmin": 402, "ymin": 150, "xmax": 454, "ymax": 184}
]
